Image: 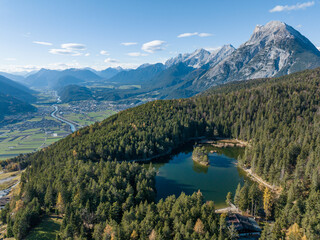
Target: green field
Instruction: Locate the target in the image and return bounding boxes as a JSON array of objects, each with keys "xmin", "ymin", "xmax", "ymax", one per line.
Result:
[
  {"xmin": 118, "ymin": 84, "xmax": 141, "ymax": 89},
  {"xmin": 0, "ymin": 117, "xmax": 70, "ymax": 161},
  {"xmin": 63, "ymin": 109, "xmax": 116, "ymax": 126},
  {"xmin": 35, "ymin": 92, "xmax": 57, "ymax": 104},
  {"xmin": 25, "ymin": 216, "xmax": 62, "ymax": 240},
  {"xmin": 0, "ymin": 109, "xmax": 116, "ymax": 160}
]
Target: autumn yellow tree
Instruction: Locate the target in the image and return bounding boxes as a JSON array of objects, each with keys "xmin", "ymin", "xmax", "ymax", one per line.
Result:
[
  {"xmin": 194, "ymin": 218, "xmax": 205, "ymax": 235},
  {"xmin": 286, "ymin": 223, "xmax": 306, "ymax": 240},
  {"xmin": 263, "ymin": 187, "xmax": 272, "ymax": 220},
  {"xmin": 149, "ymin": 229, "xmax": 156, "ymax": 240},
  {"xmin": 56, "ymin": 192, "xmax": 64, "ymax": 214},
  {"xmin": 130, "ymin": 230, "xmax": 138, "ymax": 239},
  {"xmin": 14, "ymin": 199, "xmax": 24, "ymax": 213},
  {"xmin": 104, "ymin": 224, "xmax": 115, "ymax": 240}
]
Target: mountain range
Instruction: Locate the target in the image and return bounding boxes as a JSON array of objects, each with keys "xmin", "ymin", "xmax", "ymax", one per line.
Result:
[
  {"xmin": 24, "ymin": 68, "xmax": 102, "ymax": 88},
  {"xmin": 1, "ymin": 20, "xmax": 320, "ymax": 102},
  {"xmin": 194, "ymin": 21, "xmax": 320, "ymax": 90}
]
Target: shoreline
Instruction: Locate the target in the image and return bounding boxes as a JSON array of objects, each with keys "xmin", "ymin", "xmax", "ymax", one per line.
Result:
[
  {"xmin": 237, "ymin": 164, "xmax": 281, "ymax": 194},
  {"xmin": 192, "ymin": 159, "xmax": 209, "ymax": 166}
]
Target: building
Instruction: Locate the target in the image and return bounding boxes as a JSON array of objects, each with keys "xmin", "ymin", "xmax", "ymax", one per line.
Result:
[{"xmin": 226, "ymin": 213, "xmax": 261, "ymax": 239}]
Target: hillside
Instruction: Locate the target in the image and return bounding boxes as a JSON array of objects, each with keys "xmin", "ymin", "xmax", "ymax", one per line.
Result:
[
  {"xmin": 0, "ymin": 93, "xmax": 36, "ymax": 121},
  {"xmin": 0, "ymin": 75, "xmax": 36, "ymax": 103},
  {"xmin": 107, "ymin": 63, "xmax": 165, "ymax": 85},
  {"xmin": 58, "ymin": 84, "xmax": 93, "ymax": 102},
  {"xmin": 0, "ymin": 72, "xmax": 25, "ymax": 82},
  {"xmin": 3, "ymin": 67, "xmax": 320, "ymax": 239}
]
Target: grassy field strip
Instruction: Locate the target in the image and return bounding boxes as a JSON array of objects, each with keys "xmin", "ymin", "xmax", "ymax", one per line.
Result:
[
  {"xmin": 0, "ymin": 171, "xmax": 19, "ymax": 181},
  {"xmin": 25, "ymin": 216, "xmax": 62, "ymax": 240}
]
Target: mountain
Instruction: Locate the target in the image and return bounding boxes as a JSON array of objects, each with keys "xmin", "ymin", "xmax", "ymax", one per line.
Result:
[
  {"xmin": 148, "ymin": 62, "xmax": 195, "ymax": 89},
  {"xmin": 108, "ymin": 63, "xmax": 165, "ymax": 85},
  {"xmin": 0, "ymin": 72, "xmax": 25, "ymax": 83},
  {"xmin": 145, "ymin": 62, "xmax": 202, "ymax": 98},
  {"xmin": 54, "ymin": 75, "xmax": 85, "ymax": 90},
  {"xmin": 0, "ymin": 75, "xmax": 36, "ymax": 103},
  {"xmin": 58, "ymin": 84, "xmax": 93, "ymax": 102},
  {"xmin": 25, "ymin": 68, "xmax": 102, "ymax": 88},
  {"xmin": 0, "ymin": 93, "xmax": 36, "ymax": 121},
  {"xmin": 165, "ymin": 45, "xmax": 235, "ymax": 69},
  {"xmin": 194, "ymin": 21, "xmax": 320, "ymax": 89},
  {"xmin": 97, "ymin": 67, "xmax": 123, "ymax": 79}
]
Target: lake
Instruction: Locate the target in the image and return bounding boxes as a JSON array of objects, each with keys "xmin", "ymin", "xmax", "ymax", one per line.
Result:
[{"xmin": 146, "ymin": 144, "xmax": 250, "ymax": 209}]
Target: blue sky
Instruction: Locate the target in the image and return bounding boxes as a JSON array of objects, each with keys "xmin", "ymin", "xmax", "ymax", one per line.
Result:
[{"xmin": 0, "ymin": 0, "xmax": 319, "ymax": 72}]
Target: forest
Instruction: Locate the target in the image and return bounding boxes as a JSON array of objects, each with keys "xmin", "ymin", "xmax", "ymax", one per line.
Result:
[{"xmin": 2, "ymin": 67, "xmax": 320, "ymax": 239}]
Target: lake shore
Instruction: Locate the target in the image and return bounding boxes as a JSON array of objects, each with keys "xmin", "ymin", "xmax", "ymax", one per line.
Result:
[
  {"xmin": 236, "ymin": 164, "xmax": 282, "ymax": 195},
  {"xmin": 199, "ymin": 138, "xmax": 250, "ymax": 148}
]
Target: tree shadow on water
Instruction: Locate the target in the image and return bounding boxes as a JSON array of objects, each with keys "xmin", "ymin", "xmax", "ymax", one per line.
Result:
[
  {"xmin": 192, "ymin": 161, "xmax": 209, "ymax": 174},
  {"xmin": 155, "ymin": 176, "xmax": 199, "ymax": 202}
]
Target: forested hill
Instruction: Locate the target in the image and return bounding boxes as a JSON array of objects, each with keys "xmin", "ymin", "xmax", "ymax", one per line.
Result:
[{"xmin": 3, "ymin": 67, "xmax": 320, "ymax": 239}]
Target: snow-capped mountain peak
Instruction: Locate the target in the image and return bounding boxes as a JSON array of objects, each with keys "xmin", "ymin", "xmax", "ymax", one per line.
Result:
[
  {"xmin": 196, "ymin": 20, "xmax": 320, "ymax": 90},
  {"xmin": 165, "ymin": 45, "xmax": 235, "ymax": 69}
]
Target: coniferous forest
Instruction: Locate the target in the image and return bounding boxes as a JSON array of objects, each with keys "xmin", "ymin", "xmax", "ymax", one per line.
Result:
[{"xmin": 2, "ymin": 67, "xmax": 320, "ymax": 239}]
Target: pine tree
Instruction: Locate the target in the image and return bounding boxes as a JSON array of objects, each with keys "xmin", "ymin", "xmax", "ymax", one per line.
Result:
[
  {"xmin": 234, "ymin": 183, "xmax": 241, "ymax": 207},
  {"xmin": 226, "ymin": 192, "xmax": 232, "ymax": 206}
]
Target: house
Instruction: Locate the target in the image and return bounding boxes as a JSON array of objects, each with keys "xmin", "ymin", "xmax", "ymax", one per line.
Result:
[{"xmin": 226, "ymin": 213, "xmax": 261, "ymax": 239}]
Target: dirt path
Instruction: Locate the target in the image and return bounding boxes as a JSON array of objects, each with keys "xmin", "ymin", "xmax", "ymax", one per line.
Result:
[
  {"xmin": 215, "ymin": 203, "xmax": 241, "ymax": 213},
  {"xmin": 240, "ymin": 166, "xmax": 281, "ymax": 194}
]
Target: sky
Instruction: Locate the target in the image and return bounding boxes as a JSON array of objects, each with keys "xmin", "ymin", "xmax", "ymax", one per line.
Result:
[{"xmin": 0, "ymin": 0, "xmax": 320, "ymax": 73}]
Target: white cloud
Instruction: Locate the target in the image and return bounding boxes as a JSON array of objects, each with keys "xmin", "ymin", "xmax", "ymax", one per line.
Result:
[
  {"xmin": 178, "ymin": 32, "xmax": 213, "ymax": 38},
  {"xmin": 270, "ymin": 1, "xmax": 315, "ymax": 12},
  {"xmin": 296, "ymin": 24, "xmax": 303, "ymax": 28},
  {"xmin": 100, "ymin": 50, "xmax": 109, "ymax": 56},
  {"xmin": 4, "ymin": 58, "xmax": 17, "ymax": 61},
  {"xmin": 178, "ymin": 32, "xmax": 199, "ymax": 38},
  {"xmin": 317, "ymin": 47, "xmax": 320, "ymax": 51},
  {"xmin": 61, "ymin": 43, "xmax": 86, "ymax": 50},
  {"xmin": 84, "ymin": 53, "xmax": 90, "ymax": 57},
  {"xmin": 49, "ymin": 48, "xmax": 82, "ymax": 56},
  {"xmin": 127, "ymin": 52, "xmax": 148, "ymax": 57},
  {"xmin": 33, "ymin": 41, "xmax": 53, "ymax": 46},
  {"xmin": 121, "ymin": 42, "xmax": 138, "ymax": 46},
  {"xmin": 141, "ymin": 40, "xmax": 166, "ymax": 53},
  {"xmin": 198, "ymin": 33, "xmax": 212, "ymax": 37},
  {"xmin": 104, "ymin": 58, "xmax": 119, "ymax": 63},
  {"xmin": 49, "ymin": 42, "xmax": 86, "ymax": 56}
]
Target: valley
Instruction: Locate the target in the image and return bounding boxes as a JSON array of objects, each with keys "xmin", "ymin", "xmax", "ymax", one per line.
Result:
[{"xmin": 0, "ymin": 91, "xmax": 118, "ymax": 161}]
